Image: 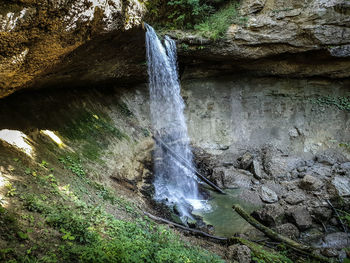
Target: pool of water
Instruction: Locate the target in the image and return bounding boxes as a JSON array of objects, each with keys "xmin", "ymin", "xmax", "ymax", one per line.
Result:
[{"xmin": 193, "ymin": 189, "xmax": 260, "ymax": 237}]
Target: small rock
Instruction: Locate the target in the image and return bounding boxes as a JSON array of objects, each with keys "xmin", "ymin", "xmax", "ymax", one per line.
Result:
[
  {"xmin": 288, "ymin": 206, "xmax": 313, "ymax": 230},
  {"xmin": 259, "ymin": 186, "xmax": 278, "ymax": 203},
  {"xmin": 321, "ymin": 248, "xmax": 339, "ymax": 257},
  {"xmin": 227, "ymin": 244, "xmax": 251, "ymax": 263},
  {"xmin": 299, "ymin": 174, "xmax": 323, "ymax": 191},
  {"xmin": 337, "ymin": 162, "xmax": 350, "ymax": 176},
  {"xmin": 285, "ymin": 190, "xmax": 305, "ymax": 205},
  {"xmin": 240, "ymin": 152, "xmax": 254, "ymax": 170},
  {"xmin": 252, "ymin": 159, "xmax": 263, "ymax": 179},
  {"xmin": 305, "ymin": 160, "xmax": 315, "ymax": 167},
  {"xmin": 331, "ymin": 176, "xmax": 350, "ymax": 197},
  {"xmin": 288, "ymin": 128, "xmax": 299, "ymax": 138},
  {"xmin": 276, "ymin": 223, "xmax": 300, "ymax": 239},
  {"xmin": 251, "ymin": 204, "xmax": 284, "ymax": 226},
  {"xmin": 315, "ymin": 154, "xmax": 336, "ymax": 166}
]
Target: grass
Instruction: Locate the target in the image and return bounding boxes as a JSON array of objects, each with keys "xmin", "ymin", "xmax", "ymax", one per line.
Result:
[
  {"xmin": 194, "ymin": 2, "xmax": 247, "ymax": 40},
  {"xmin": 0, "ymin": 143, "xmax": 224, "ymax": 263}
]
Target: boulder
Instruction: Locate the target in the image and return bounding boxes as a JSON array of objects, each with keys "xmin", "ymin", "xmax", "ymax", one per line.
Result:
[
  {"xmin": 299, "ymin": 175, "xmax": 323, "ymax": 191},
  {"xmin": 251, "ymin": 204, "xmax": 284, "ymax": 226},
  {"xmin": 263, "ymin": 152, "xmax": 304, "ymax": 180},
  {"xmin": 331, "ymin": 176, "xmax": 350, "ymax": 197},
  {"xmin": 212, "ymin": 167, "xmax": 252, "ymax": 189},
  {"xmin": 227, "ymin": 244, "xmax": 251, "ymax": 263},
  {"xmin": 284, "ymin": 190, "xmax": 306, "ymax": 205},
  {"xmin": 276, "ymin": 223, "xmax": 300, "ymax": 239},
  {"xmin": 322, "ymin": 232, "xmax": 350, "ymax": 249},
  {"xmin": 311, "ymin": 206, "xmax": 333, "ymax": 221},
  {"xmin": 287, "ymin": 206, "xmax": 313, "ymax": 230},
  {"xmin": 259, "ymin": 186, "xmax": 278, "ymax": 203}
]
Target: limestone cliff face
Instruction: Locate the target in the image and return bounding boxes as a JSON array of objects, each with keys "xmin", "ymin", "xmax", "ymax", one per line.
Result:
[
  {"xmin": 174, "ymin": 0, "xmax": 350, "ymax": 79},
  {"xmin": 0, "ymin": 0, "xmax": 146, "ymax": 98}
]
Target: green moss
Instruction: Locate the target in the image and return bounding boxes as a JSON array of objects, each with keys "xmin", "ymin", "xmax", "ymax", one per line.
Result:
[
  {"xmin": 233, "ymin": 238, "xmax": 293, "ymax": 263},
  {"xmin": 59, "ymin": 110, "xmax": 127, "ymax": 161},
  {"xmin": 309, "ymin": 96, "xmax": 350, "ymax": 111},
  {"xmin": 117, "ymin": 101, "xmax": 134, "ymax": 117}
]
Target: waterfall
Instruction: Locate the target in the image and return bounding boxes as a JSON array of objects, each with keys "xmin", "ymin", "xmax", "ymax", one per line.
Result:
[{"xmin": 145, "ymin": 24, "xmax": 204, "ymax": 220}]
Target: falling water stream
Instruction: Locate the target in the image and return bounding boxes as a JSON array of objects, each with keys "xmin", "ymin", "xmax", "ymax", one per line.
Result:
[{"xmin": 145, "ymin": 24, "xmax": 208, "ymax": 220}]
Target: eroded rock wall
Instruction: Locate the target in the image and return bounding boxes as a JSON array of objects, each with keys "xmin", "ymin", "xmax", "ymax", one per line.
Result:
[{"xmin": 0, "ymin": 0, "xmax": 146, "ymax": 98}]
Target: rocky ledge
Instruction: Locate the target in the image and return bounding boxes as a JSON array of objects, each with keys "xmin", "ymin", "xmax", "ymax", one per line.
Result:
[
  {"xmin": 0, "ymin": 0, "xmax": 146, "ymax": 98},
  {"xmin": 171, "ymin": 0, "xmax": 350, "ymax": 79}
]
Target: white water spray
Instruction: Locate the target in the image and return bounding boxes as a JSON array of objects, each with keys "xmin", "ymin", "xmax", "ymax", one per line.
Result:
[{"xmin": 145, "ymin": 24, "xmax": 206, "ymax": 219}]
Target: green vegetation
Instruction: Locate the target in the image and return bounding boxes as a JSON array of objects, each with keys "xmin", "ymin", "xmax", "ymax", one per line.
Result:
[
  {"xmin": 234, "ymin": 238, "xmax": 293, "ymax": 263},
  {"xmin": 59, "ymin": 155, "xmax": 86, "ymax": 177},
  {"xmin": 194, "ymin": 2, "xmax": 246, "ymax": 40},
  {"xmin": 339, "ymin": 142, "xmax": 350, "ymax": 152},
  {"xmin": 310, "ymin": 96, "xmax": 350, "ymax": 111},
  {"xmin": 146, "ymin": 0, "xmax": 225, "ymax": 29},
  {"xmin": 0, "ymin": 155, "xmax": 223, "ymax": 263},
  {"xmin": 147, "ymin": 0, "xmax": 246, "ymax": 40},
  {"xmin": 59, "ymin": 110, "xmax": 127, "ymax": 161}
]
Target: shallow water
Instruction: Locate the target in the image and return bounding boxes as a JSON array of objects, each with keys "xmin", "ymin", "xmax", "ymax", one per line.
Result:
[{"xmin": 194, "ymin": 189, "xmax": 260, "ymax": 237}]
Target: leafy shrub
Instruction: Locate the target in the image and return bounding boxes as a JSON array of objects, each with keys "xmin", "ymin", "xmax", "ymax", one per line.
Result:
[
  {"xmin": 146, "ymin": 0, "xmax": 227, "ymax": 29},
  {"xmin": 59, "ymin": 155, "xmax": 86, "ymax": 177},
  {"xmin": 194, "ymin": 1, "xmax": 246, "ymax": 40}
]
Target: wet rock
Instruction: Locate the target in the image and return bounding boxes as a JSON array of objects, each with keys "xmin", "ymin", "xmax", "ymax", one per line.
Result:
[
  {"xmin": 252, "ymin": 159, "xmax": 263, "ymax": 180},
  {"xmin": 276, "ymin": 223, "xmax": 300, "ymax": 239},
  {"xmin": 287, "ymin": 206, "xmax": 313, "ymax": 230},
  {"xmin": 299, "ymin": 175, "xmax": 323, "ymax": 191},
  {"xmin": 331, "ymin": 176, "xmax": 350, "ymax": 197},
  {"xmin": 227, "ymin": 244, "xmax": 251, "ymax": 263},
  {"xmin": 251, "ymin": 204, "xmax": 284, "ymax": 226},
  {"xmin": 322, "ymin": 232, "xmax": 350, "ymax": 249},
  {"xmin": 285, "ymin": 190, "xmax": 305, "ymax": 205},
  {"xmin": 212, "ymin": 167, "xmax": 252, "ymax": 189},
  {"xmin": 259, "ymin": 186, "xmax": 278, "ymax": 203}
]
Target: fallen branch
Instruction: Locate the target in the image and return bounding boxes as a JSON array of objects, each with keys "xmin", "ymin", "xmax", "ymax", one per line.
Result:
[
  {"xmin": 232, "ymin": 204, "xmax": 332, "ymax": 263},
  {"xmin": 143, "ymin": 211, "xmax": 228, "ymax": 241},
  {"xmin": 152, "ymin": 134, "xmax": 226, "ymax": 194}
]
